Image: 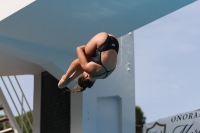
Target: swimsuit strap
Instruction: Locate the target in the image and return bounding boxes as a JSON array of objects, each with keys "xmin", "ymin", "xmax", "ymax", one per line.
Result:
[
  {"xmin": 94, "ymin": 66, "xmax": 115, "ymax": 79},
  {"xmin": 102, "ymin": 67, "xmax": 115, "ymax": 79}
]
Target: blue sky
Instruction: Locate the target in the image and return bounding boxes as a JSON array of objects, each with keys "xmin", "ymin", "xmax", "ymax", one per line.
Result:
[
  {"xmin": 135, "ymin": 0, "xmax": 200, "ymax": 123},
  {"xmin": 0, "ymin": 0, "xmax": 200, "ymax": 124}
]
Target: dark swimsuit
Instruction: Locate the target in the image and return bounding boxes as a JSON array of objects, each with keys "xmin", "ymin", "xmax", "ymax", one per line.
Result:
[{"xmin": 90, "ymin": 35, "xmax": 119, "ymax": 79}]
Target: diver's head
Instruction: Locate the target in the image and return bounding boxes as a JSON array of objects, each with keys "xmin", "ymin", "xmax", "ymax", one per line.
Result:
[{"xmin": 77, "ymin": 72, "xmax": 95, "ymax": 91}]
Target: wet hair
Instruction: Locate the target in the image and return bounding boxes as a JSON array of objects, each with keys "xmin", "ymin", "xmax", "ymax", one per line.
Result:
[{"xmin": 77, "ymin": 74, "xmax": 95, "ymax": 92}]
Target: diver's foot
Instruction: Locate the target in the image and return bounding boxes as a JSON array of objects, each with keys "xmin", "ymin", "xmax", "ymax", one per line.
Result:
[{"xmin": 58, "ymin": 78, "xmax": 67, "ymax": 89}]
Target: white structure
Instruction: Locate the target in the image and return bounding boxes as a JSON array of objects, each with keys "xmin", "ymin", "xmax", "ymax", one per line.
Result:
[{"xmin": 0, "ymin": 0, "xmax": 197, "ymax": 133}]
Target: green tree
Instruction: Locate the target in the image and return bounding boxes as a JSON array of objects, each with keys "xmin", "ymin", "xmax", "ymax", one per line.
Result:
[
  {"xmin": 0, "ymin": 115, "xmax": 4, "ymax": 130},
  {"xmin": 136, "ymin": 106, "xmax": 146, "ymax": 133},
  {"xmin": 15, "ymin": 111, "xmax": 33, "ymax": 133}
]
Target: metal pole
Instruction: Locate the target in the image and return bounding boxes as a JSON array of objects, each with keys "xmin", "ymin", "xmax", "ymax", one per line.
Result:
[{"xmin": 21, "ymin": 95, "xmax": 23, "ymax": 133}]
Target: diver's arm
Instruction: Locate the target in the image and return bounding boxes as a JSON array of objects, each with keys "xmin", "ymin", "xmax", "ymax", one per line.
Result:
[{"xmin": 76, "ymin": 46, "xmax": 94, "ymax": 73}]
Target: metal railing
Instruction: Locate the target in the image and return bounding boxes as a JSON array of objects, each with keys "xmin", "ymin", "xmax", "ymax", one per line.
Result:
[
  {"xmin": 0, "ymin": 87, "xmax": 21, "ymax": 133},
  {"xmin": 0, "ymin": 75, "xmax": 33, "ymax": 133}
]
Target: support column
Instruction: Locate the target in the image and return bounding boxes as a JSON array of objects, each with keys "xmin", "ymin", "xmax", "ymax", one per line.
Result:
[
  {"xmin": 33, "ymin": 73, "xmax": 41, "ymax": 133},
  {"xmin": 71, "ymin": 93, "xmax": 83, "ymax": 133}
]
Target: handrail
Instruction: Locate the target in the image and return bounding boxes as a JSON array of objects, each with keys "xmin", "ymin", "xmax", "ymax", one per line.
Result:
[
  {"xmin": 0, "ymin": 76, "xmax": 33, "ymax": 133},
  {"xmin": 0, "ymin": 77, "xmax": 29, "ymax": 133},
  {"xmin": 0, "ymin": 86, "xmax": 22, "ymax": 133},
  {"xmin": 0, "ymin": 77, "xmax": 21, "ymax": 117},
  {"xmin": 7, "ymin": 76, "xmax": 33, "ymax": 129}
]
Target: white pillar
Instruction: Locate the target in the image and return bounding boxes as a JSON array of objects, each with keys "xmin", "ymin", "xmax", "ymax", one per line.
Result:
[
  {"xmin": 33, "ymin": 73, "xmax": 41, "ymax": 133},
  {"xmin": 71, "ymin": 93, "xmax": 83, "ymax": 133}
]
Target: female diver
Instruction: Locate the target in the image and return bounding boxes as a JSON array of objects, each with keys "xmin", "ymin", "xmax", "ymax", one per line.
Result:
[{"xmin": 58, "ymin": 32, "xmax": 119, "ymax": 92}]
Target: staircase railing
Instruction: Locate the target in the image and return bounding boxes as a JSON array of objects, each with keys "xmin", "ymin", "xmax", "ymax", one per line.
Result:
[
  {"xmin": 0, "ymin": 75, "xmax": 33, "ymax": 133},
  {"xmin": 0, "ymin": 88, "xmax": 21, "ymax": 133}
]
